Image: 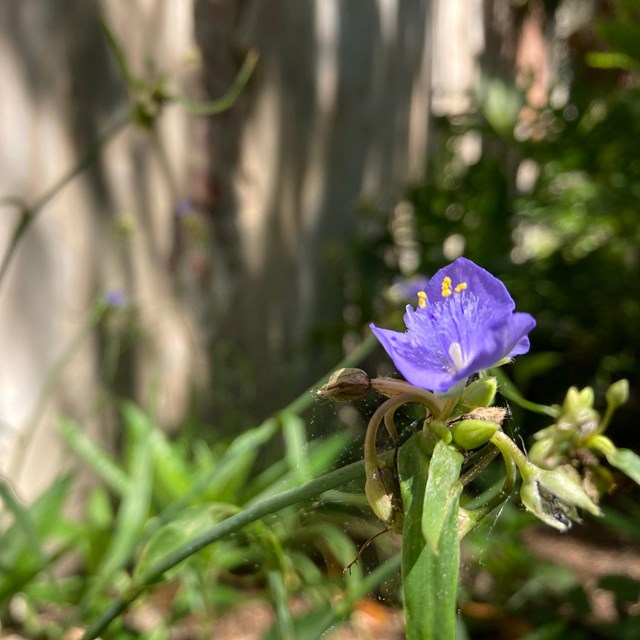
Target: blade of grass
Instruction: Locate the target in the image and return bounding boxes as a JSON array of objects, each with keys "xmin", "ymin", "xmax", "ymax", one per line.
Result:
[
  {"xmin": 60, "ymin": 418, "xmax": 129, "ymax": 496},
  {"xmin": 79, "ymin": 409, "xmax": 154, "ymax": 615}
]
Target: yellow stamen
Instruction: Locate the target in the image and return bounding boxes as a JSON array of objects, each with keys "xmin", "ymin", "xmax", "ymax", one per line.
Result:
[
  {"xmin": 417, "ymin": 291, "xmax": 427, "ymax": 309},
  {"xmin": 454, "ymin": 282, "xmax": 467, "ymax": 293},
  {"xmin": 441, "ymin": 276, "xmax": 452, "ymax": 298}
]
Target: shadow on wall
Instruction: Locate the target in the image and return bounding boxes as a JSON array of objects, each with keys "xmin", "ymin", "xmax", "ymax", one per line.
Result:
[{"xmin": 193, "ymin": 0, "xmax": 433, "ymax": 429}]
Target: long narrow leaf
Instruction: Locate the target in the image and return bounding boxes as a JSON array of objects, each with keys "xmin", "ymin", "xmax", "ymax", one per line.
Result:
[
  {"xmin": 281, "ymin": 412, "xmax": 311, "ymax": 482},
  {"xmin": 422, "ymin": 440, "xmax": 463, "ymax": 554},
  {"xmin": 60, "ymin": 418, "xmax": 129, "ymax": 496},
  {"xmin": 399, "ymin": 434, "xmax": 461, "ymax": 640},
  {"xmin": 80, "ymin": 411, "xmax": 154, "ymax": 612}
]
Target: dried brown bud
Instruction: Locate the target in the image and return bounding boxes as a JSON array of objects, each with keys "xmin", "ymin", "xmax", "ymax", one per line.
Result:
[
  {"xmin": 317, "ymin": 368, "xmax": 371, "ymax": 402},
  {"xmin": 455, "ymin": 406, "xmax": 507, "ymax": 425}
]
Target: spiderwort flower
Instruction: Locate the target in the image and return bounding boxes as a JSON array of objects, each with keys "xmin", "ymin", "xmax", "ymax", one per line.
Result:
[{"xmin": 371, "ymin": 257, "xmax": 536, "ymax": 393}]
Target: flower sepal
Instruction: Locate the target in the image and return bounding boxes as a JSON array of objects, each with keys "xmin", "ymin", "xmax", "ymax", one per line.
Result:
[{"xmin": 520, "ymin": 465, "xmax": 602, "ymax": 532}]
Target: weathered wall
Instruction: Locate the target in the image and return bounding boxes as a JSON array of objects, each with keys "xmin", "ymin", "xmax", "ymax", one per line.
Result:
[
  {"xmin": 0, "ymin": 0, "xmax": 488, "ymax": 499},
  {"xmin": 192, "ymin": 0, "xmax": 437, "ymax": 425},
  {"xmin": 0, "ymin": 0, "xmax": 202, "ymax": 499}
]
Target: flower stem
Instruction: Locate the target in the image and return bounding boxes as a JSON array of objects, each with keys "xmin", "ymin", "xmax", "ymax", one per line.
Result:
[
  {"xmin": 490, "ymin": 430, "xmax": 534, "ymax": 479},
  {"xmin": 364, "ymin": 393, "xmax": 421, "ymax": 476},
  {"xmin": 370, "ymin": 378, "xmax": 443, "ymax": 416}
]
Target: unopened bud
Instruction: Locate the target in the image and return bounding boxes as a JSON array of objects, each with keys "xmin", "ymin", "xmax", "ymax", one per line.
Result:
[
  {"xmin": 452, "ymin": 418, "xmax": 499, "ymax": 450},
  {"xmin": 563, "ymin": 386, "xmax": 594, "ymax": 413},
  {"xmin": 318, "ymin": 368, "xmax": 371, "ymax": 402},
  {"xmin": 528, "ymin": 437, "xmax": 559, "ymax": 468},
  {"xmin": 365, "ymin": 465, "xmax": 403, "ymax": 533},
  {"xmin": 606, "ymin": 379, "xmax": 629, "ymax": 410},
  {"xmin": 428, "ymin": 419, "xmax": 453, "ymax": 444},
  {"xmin": 457, "ymin": 377, "xmax": 498, "ymax": 413}
]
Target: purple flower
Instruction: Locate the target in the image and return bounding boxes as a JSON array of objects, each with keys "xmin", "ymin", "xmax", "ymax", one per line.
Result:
[
  {"xmin": 174, "ymin": 200, "xmax": 193, "ymax": 218},
  {"xmin": 389, "ymin": 274, "xmax": 430, "ymax": 302},
  {"xmin": 371, "ymin": 257, "xmax": 535, "ymax": 393},
  {"xmin": 104, "ymin": 289, "xmax": 129, "ymax": 309}
]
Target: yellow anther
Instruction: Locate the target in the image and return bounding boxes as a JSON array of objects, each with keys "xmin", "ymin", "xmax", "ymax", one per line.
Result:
[
  {"xmin": 454, "ymin": 282, "xmax": 467, "ymax": 293},
  {"xmin": 441, "ymin": 276, "xmax": 452, "ymax": 297},
  {"xmin": 417, "ymin": 291, "xmax": 427, "ymax": 308}
]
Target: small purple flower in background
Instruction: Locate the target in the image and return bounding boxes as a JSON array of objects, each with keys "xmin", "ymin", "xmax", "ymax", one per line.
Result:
[
  {"xmin": 371, "ymin": 257, "xmax": 536, "ymax": 393},
  {"xmin": 104, "ymin": 289, "xmax": 129, "ymax": 309},
  {"xmin": 173, "ymin": 200, "xmax": 193, "ymax": 218},
  {"xmin": 389, "ymin": 274, "xmax": 430, "ymax": 302}
]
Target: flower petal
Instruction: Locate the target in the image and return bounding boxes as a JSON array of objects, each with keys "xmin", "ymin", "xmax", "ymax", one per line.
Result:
[{"xmin": 372, "ymin": 258, "xmax": 536, "ymax": 392}]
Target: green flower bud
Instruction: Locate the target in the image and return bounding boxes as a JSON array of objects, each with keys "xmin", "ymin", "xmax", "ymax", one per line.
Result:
[
  {"xmin": 364, "ymin": 465, "xmax": 403, "ymax": 533},
  {"xmin": 528, "ymin": 437, "xmax": 560, "ymax": 468},
  {"xmin": 606, "ymin": 379, "xmax": 629, "ymax": 410},
  {"xmin": 428, "ymin": 419, "xmax": 453, "ymax": 444},
  {"xmin": 457, "ymin": 377, "xmax": 498, "ymax": 413},
  {"xmin": 451, "ymin": 418, "xmax": 499, "ymax": 450},
  {"xmin": 563, "ymin": 387, "xmax": 581, "ymax": 413},
  {"xmin": 563, "ymin": 386, "xmax": 594, "ymax": 413},
  {"xmin": 578, "ymin": 386, "xmax": 595, "ymax": 408},
  {"xmin": 318, "ymin": 368, "xmax": 371, "ymax": 402}
]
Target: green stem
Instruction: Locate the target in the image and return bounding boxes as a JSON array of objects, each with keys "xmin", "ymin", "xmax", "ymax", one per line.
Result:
[
  {"xmin": 490, "ymin": 430, "xmax": 531, "ymax": 476},
  {"xmin": 364, "ymin": 393, "xmax": 428, "ymax": 477},
  {"xmin": 0, "ymin": 111, "xmax": 130, "ymax": 291},
  {"xmin": 458, "ymin": 441, "xmax": 518, "ymax": 536},
  {"xmin": 596, "ymin": 405, "xmax": 615, "ymax": 436},
  {"xmin": 8, "ymin": 302, "xmax": 108, "ymax": 479},
  {"xmin": 383, "ymin": 407, "xmax": 400, "ymax": 444},
  {"xmin": 438, "ymin": 391, "xmax": 462, "ymax": 422},
  {"xmin": 81, "ymin": 455, "xmax": 379, "ymax": 640}
]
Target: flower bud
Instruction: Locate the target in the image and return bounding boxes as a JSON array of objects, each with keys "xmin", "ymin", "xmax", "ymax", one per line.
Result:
[
  {"xmin": 563, "ymin": 386, "xmax": 594, "ymax": 413},
  {"xmin": 528, "ymin": 437, "xmax": 560, "ymax": 468},
  {"xmin": 451, "ymin": 418, "xmax": 499, "ymax": 450},
  {"xmin": 318, "ymin": 368, "xmax": 371, "ymax": 402},
  {"xmin": 578, "ymin": 386, "xmax": 595, "ymax": 408},
  {"xmin": 606, "ymin": 379, "xmax": 629, "ymax": 410},
  {"xmin": 428, "ymin": 419, "xmax": 453, "ymax": 444},
  {"xmin": 457, "ymin": 377, "xmax": 498, "ymax": 413},
  {"xmin": 365, "ymin": 465, "xmax": 403, "ymax": 533}
]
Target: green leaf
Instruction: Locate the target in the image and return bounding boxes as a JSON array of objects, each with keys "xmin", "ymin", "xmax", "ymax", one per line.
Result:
[
  {"xmin": 135, "ymin": 503, "xmax": 238, "ymax": 581},
  {"xmin": 60, "ymin": 417, "xmax": 129, "ymax": 495},
  {"xmin": 281, "ymin": 411, "xmax": 311, "ymax": 482},
  {"xmin": 80, "ymin": 408, "xmax": 155, "ymax": 612},
  {"xmin": 205, "ymin": 417, "xmax": 280, "ymax": 502},
  {"xmin": 399, "ymin": 433, "xmax": 461, "ymax": 640},
  {"xmin": 0, "ymin": 476, "xmax": 73, "ymax": 603},
  {"xmin": 0, "ymin": 477, "xmax": 47, "ymax": 570},
  {"xmin": 422, "ymin": 440, "xmax": 463, "ymax": 554},
  {"xmin": 607, "ymin": 448, "xmax": 640, "ymax": 486},
  {"xmin": 140, "ymin": 420, "xmax": 192, "ymax": 505}
]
